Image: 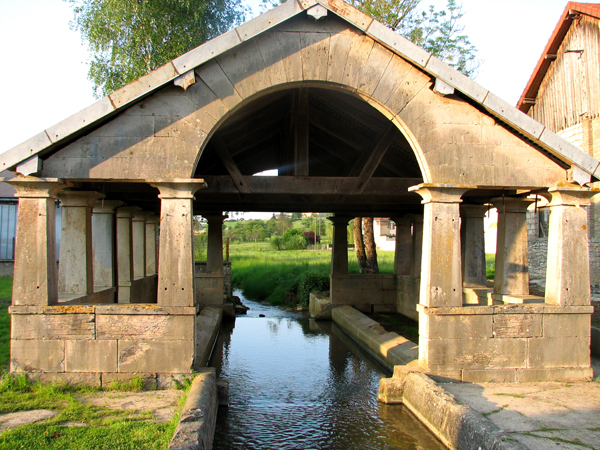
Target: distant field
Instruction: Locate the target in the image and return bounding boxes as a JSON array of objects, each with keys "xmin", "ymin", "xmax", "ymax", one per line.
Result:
[{"xmin": 229, "ymin": 248, "xmax": 395, "ymax": 304}]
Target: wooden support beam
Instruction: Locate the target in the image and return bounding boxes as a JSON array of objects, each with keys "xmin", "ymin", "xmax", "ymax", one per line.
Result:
[
  {"xmin": 212, "ymin": 136, "xmax": 252, "ymax": 194},
  {"xmin": 350, "ymin": 125, "xmax": 397, "ymax": 194},
  {"xmin": 294, "ymin": 88, "xmax": 310, "ymax": 176}
]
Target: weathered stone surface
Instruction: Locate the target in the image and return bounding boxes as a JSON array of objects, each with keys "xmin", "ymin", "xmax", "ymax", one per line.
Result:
[
  {"xmin": 194, "ymin": 307, "xmax": 222, "ymax": 370},
  {"xmin": 65, "ymin": 340, "xmax": 117, "ymax": 373},
  {"xmin": 492, "ymin": 313, "xmax": 542, "ymax": 338},
  {"xmin": 118, "ymin": 340, "xmax": 194, "ymax": 373},
  {"xmin": 543, "ymin": 313, "xmax": 590, "ymax": 337},
  {"xmin": 27, "ymin": 372, "xmax": 102, "ymax": 386},
  {"xmin": 528, "ymin": 336, "xmax": 590, "ymax": 369},
  {"xmin": 11, "ymin": 314, "xmax": 95, "ymax": 340},
  {"xmin": 11, "ymin": 340, "xmax": 65, "ymax": 372},
  {"xmin": 97, "ymin": 314, "xmax": 193, "ymax": 340},
  {"xmin": 420, "ymin": 312, "xmax": 493, "ymax": 340},
  {"xmin": 309, "ymin": 292, "xmax": 332, "ymax": 319}
]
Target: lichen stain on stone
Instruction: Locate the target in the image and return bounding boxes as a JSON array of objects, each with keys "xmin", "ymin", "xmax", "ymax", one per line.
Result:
[
  {"xmin": 45, "ymin": 305, "xmax": 95, "ymax": 314},
  {"xmin": 119, "ymin": 342, "xmax": 151, "ymax": 365}
]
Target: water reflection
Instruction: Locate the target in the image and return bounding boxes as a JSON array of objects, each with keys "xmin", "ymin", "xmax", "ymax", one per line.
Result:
[{"xmin": 210, "ymin": 292, "xmax": 444, "ymax": 450}]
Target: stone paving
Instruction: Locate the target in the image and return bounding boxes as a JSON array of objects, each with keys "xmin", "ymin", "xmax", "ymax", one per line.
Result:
[
  {"xmin": 0, "ymin": 389, "xmax": 183, "ymax": 433},
  {"xmin": 442, "ymin": 356, "xmax": 600, "ymax": 450}
]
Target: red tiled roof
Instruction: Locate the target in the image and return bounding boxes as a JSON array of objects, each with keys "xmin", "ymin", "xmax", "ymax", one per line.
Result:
[{"xmin": 517, "ymin": 2, "xmax": 600, "ymax": 113}]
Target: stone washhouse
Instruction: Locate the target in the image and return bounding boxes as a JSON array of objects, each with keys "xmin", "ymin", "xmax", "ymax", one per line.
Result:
[{"xmin": 1, "ymin": 0, "xmax": 598, "ymax": 384}]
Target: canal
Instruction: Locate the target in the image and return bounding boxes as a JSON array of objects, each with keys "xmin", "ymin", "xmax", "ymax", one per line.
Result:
[{"xmin": 209, "ymin": 290, "xmax": 445, "ymax": 450}]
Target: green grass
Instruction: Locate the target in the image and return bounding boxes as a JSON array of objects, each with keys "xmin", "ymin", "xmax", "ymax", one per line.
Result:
[
  {"xmin": 0, "ymin": 372, "xmax": 185, "ymax": 449},
  {"xmin": 229, "ymin": 247, "xmax": 395, "ymax": 304},
  {"xmin": 0, "ymin": 277, "xmax": 11, "ymax": 369},
  {"xmin": 486, "ymin": 253, "xmax": 495, "ymax": 280}
]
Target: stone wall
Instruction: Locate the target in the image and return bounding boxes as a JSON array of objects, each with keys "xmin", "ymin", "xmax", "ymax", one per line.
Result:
[
  {"xmin": 528, "ymin": 237, "xmax": 600, "ymax": 299},
  {"xmin": 330, "ymin": 274, "xmax": 397, "ymax": 313},
  {"xmin": 194, "ymin": 262, "xmax": 232, "ymax": 300},
  {"xmin": 9, "ymin": 304, "xmax": 196, "ymax": 386}
]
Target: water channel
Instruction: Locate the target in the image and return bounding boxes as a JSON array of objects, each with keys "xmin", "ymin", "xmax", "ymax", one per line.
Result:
[{"xmin": 209, "ymin": 290, "xmax": 446, "ymax": 450}]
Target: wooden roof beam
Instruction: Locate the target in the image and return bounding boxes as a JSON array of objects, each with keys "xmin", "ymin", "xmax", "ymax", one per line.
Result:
[{"xmin": 212, "ymin": 136, "xmax": 252, "ymax": 194}]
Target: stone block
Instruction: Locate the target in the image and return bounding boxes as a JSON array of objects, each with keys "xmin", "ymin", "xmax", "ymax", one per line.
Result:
[
  {"xmin": 528, "ymin": 336, "xmax": 590, "ymax": 369},
  {"xmin": 515, "ymin": 367, "xmax": 593, "ymax": 382},
  {"xmin": 543, "ymin": 314, "xmax": 591, "ymax": 338},
  {"xmin": 462, "ymin": 368, "xmax": 517, "ymax": 383},
  {"xmin": 195, "ymin": 307, "xmax": 223, "ymax": 369},
  {"xmin": 96, "ymin": 314, "xmax": 194, "ymax": 340},
  {"xmin": 309, "ymin": 292, "xmax": 333, "ymax": 320},
  {"xmin": 118, "ymin": 339, "xmax": 194, "ymax": 373},
  {"xmin": 492, "ymin": 313, "xmax": 542, "ymax": 338},
  {"xmin": 425, "ymin": 337, "xmax": 528, "ymax": 370},
  {"xmin": 65, "ymin": 340, "xmax": 117, "ymax": 372},
  {"xmin": 420, "ymin": 313, "xmax": 493, "ymax": 340},
  {"xmin": 11, "ymin": 314, "xmax": 95, "ymax": 340},
  {"xmin": 11, "ymin": 340, "xmax": 65, "ymax": 372},
  {"xmin": 29, "ymin": 372, "xmax": 102, "ymax": 387}
]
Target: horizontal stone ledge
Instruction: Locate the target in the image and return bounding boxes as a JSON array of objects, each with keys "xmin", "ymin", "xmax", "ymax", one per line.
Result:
[
  {"xmin": 417, "ymin": 304, "xmax": 594, "ymax": 316},
  {"xmin": 9, "ymin": 304, "xmax": 198, "ymax": 315}
]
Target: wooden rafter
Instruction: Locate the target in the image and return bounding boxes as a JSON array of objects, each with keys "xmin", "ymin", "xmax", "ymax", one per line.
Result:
[{"xmin": 212, "ymin": 136, "xmax": 252, "ymax": 194}]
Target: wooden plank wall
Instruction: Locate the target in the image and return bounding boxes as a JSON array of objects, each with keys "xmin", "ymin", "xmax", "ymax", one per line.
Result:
[{"xmin": 528, "ymin": 16, "xmax": 600, "ymax": 134}]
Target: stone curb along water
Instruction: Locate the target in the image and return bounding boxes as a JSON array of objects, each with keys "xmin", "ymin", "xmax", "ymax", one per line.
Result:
[
  {"xmin": 332, "ymin": 305, "xmax": 529, "ymax": 450},
  {"xmin": 168, "ymin": 369, "xmax": 218, "ymax": 450}
]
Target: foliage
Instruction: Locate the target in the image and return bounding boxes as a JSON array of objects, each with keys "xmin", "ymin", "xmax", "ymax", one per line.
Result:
[
  {"xmin": 485, "ymin": 253, "xmax": 495, "ymax": 280},
  {"xmin": 282, "ymin": 229, "xmax": 308, "ymax": 250},
  {"xmin": 297, "ymin": 273, "xmax": 330, "ymax": 307},
  {"xmin": 342, "ymin": 0, "xmax": 479, "ymax": 76},
  {"xmin": 67, "ymin": 0, "xmax": 246, "ymax": 97}
]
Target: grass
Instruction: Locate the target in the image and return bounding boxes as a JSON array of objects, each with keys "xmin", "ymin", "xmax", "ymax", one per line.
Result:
[
  {"xmin": 486, "ymin": 253, "xmax": 495, "ymax": 280},
  {"xmin": 0, "ymin": 372, "xmax": 186, "ymax": 449},
  {"xmin": 0, "ymin": 277, "xmax": 11, "ymax": 369},
  {"xmin": 229, "ymin": 247, "xmax": 395, "ymax": 304}
]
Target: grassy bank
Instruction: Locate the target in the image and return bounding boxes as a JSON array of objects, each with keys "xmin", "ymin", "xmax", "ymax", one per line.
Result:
[
  {"xmin": 229, "ymin": 248, "xmax": 395, "ymax": 305},
  {"xmin": 0, "ymin": 373, "xmax": 184, "ymax": 450},
  {"xmin": 0, "ymin": 277, "xmax": 11, "ymax": 369}
]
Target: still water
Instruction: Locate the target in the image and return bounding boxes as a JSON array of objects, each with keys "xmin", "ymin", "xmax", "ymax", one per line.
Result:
[{"xmin": 210, "ymin": 290, "xmax": 445, "ymax": 450}]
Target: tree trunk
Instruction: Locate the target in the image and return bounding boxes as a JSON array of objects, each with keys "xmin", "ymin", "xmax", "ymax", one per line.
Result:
[
  {"xmin": 353, "ymin": 218, "xmax": 368, "ymax": 273},
  {"xmin": 363, "ymin": 217, "xmax": 379, "ymax": 274}
]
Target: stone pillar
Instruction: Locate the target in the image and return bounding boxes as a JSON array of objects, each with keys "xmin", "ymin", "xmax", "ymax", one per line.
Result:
[
  {"xmin": 391, "ymin": 217, "xmax": 411, "ymax": 276},
  {"xmin": 410, "ymin": 185, "xmax": 470, "ymax": 308},
  {"xmin": 7, "ymin": 177, "xmax": 70, "ymax": 305},
  {"xmin": 58, "ymin": 190, "xmax": 104, "ymax": 296},
  {"xmin": 205, "ymin": 214, "xmax": 227, "ymax": 275},
  {"xmin": 151, "ymin": 180, "xmax": 206, "ymax": 308},
  {"xmin": 492, "ymin": 197, "xmax": 533, "ymax": 297},
  {"xmin": 329, "ymin": 216, "xmax": 350, "ymax": 275},
  {"xmin": 545, "ymin": 186, "xmax": 595, "ymax": 306},
  {"xmin": 460, "ymin": 204, "xmax": 489, "ymax": 288},
  {"xmin": 408, "ymin": 214, "xmax": 423, "ymax": 278},
  {"xmin": 131, "ymin": 211, "xmax": 148, "ymax": 279},
  {"xmin": 145, "ymin": 214, "xmax": 158, "ymax": 276},
  {"xmin": 92, "ymin": 200, "xmax": 124, "ymax": 289},
  {"xmin": 116, "ymin": 206, "xmax": 140, "ymax": 303}
]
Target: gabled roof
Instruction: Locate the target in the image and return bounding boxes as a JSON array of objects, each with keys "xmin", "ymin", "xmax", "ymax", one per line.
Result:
[
  {"xmin": 517, "ymin": 2, "xmax": 600, "ymax": 114},
  {"xmin": 1, "ymin": 0, "xmax": 599, "ymax": 183}
]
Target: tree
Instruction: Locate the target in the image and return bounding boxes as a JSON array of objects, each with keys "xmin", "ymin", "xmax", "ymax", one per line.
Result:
[
  {"xmin": 67, "ymin": 0, "xmax": 246, "ymax": 97},
  {"xmin": 349, "ymin": 0, "xmax": 478, "ymax": 76}
]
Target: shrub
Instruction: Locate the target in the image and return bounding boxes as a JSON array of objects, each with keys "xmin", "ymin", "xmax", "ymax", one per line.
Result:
[
  {"xmin": 297, "ymin": 273, "xmax": 330, "ymax": 307},
  {"xmin": 269, "ymin": 235, "xmax": 283, "ymax": 250}
]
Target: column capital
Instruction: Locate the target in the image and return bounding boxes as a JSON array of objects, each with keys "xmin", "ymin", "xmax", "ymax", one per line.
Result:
[
  {"xmin": 460, "ymin": 204, "xmax": 490, "ymax": 218},
  {"xmin": 149, "ymin": 179, "xmax": 207, "ymax": 199},
  {"xmin": 58, "ymin": 190, "xmax": 105, "ymax": 208},
  {"xmin": 390, "ymin": 217, "xmax": 412, "ymax": 227},
  {"xmin": 547, "ymin": 185, "xmax": 596, "ymax": 207},
  {"xmin": 202, "ymin": 213, "xmax": 228, "ymax": 222},
  {"xmin": 6, "ymin": 176, "xmax": 72, "ymax": 198},
  {"xmin": 116, "ymin": 206, "xmax": 142, "ymax": 218},
  {"xmin": 491, "ymin": 196, "xmax": 534, "ymax": 213},
  {"xmin": 327, "ymin": 215, "xmax": 351, "ymax": 225},
  {"xmin": 132, "ymin": 211, "xmax": 152, "ymax": 222},
  {"xmin": 93, "ymin": 200, "xmax": 125, "ymax": 214},
  {"xmin": 145, "ymin": 213, "xmax": 159, "ymax": 225},
  {"xmin": 409, "ymin": 183, "xmax": 474, "ymax": 204}
]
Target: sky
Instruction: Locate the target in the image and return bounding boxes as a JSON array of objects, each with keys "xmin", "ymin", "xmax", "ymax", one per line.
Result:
[{"xmin": 0, "ymin": 0, "xmax": 574, "ymax": 155}]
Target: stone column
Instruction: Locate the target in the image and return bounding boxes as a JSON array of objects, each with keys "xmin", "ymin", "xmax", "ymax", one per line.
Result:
[
  {"xmin": 408, "ymin": 214, "xmax": 423, "ymax": 278},
  {"xmin": 7, "ymin": 177, "xmax": 70, "ymax": 305},
  {"xmin": 410, "ymin": 185, "xmax": 470, "ymax": 308},
  {"xmin": 545, "ymin": 186, "xmax": 595, "ymax": 306},
  {"xmin": 92, "ymin": 200, "xmax": 124, "ymax": 289},
  {"xmin": 131, "ymin": 211, "xmax": 148, "ymax": 279},
  {"xmin": 460, "ymin": 204, "xmax": 489, "ymax": 288},
  {"xmin": 329, "ymin": 216, "xmax": 350, "ymax": 275},
  {"xmin": 205, "ymin": 214, "xmax": 227, "ymax": 275},
  {"xmin": 58, "ymin": 190, "xmax": 104, "ymax": 296},
  {"xmin": 151, "ymin": 180, "xmax": 206, "ymax": 308},
  {"xmin": 391, "ymin": 217, "xmax": 411, "ymax": 276},
  {"xmin": 116, "ymin": 206, "xmax": 140, "ymax": 303},
  {"xmin": 145, "ymin": 214, "xmax": 158, "ymax": 276},
  {"xmin": 492, "ymin": 197, "xmax": 533, "ymax": 297}
]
